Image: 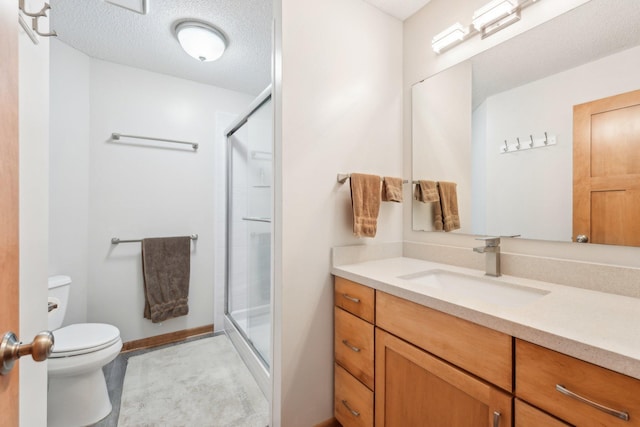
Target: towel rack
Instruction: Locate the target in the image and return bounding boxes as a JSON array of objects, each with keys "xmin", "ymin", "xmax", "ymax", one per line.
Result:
[
  {"xmin": 111, "ymin": 133, "xmax": 199, "ymax": 150},
  {"xmin": 337, "ymin": 174, "xmax": 409, "ymax": 184},
  {"xmin": 111, "ymin": 234, "xmax": 199, "ymax": 244}
]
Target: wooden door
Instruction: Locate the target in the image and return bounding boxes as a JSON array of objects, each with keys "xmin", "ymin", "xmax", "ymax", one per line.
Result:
[
  {"xmin": 375, "ymin": 328, "xmax": 512, "ymax": 427},
  {"xmin": 573, "ymin": 89, "xmax": 640, "ymax": 246},
  {"xmin": 0, "ymin": 0, "xmax": 21, "ymax": 425}
]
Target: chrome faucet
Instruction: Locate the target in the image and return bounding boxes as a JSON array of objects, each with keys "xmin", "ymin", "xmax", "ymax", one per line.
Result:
[{"xmin": 473, "ymin": 237, "xmax": 501, "ymax": 277}]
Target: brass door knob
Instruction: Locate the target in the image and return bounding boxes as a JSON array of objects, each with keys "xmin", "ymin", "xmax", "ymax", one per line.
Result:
[
  {"xmin": 0, "ymin": 331, "xmax": 54, "ymax": 375},
  {"xmin": 576, "ymin": 234, "xmax": 589, "ymax": 243}
]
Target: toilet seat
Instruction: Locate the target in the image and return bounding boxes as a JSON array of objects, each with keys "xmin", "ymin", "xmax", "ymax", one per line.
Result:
[{"xmin": 50, "ymin": 323, "xmax": 121, "ymax": 357}]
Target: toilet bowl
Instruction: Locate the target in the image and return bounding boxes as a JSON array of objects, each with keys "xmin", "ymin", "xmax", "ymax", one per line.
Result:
[{"xmin": 47, "ymin": 276, "xmax": 123, "ymax": 427}]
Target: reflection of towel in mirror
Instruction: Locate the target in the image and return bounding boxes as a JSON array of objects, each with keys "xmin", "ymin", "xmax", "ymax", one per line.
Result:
[
  {"xmin": 436, "ymin": 181, "xmax": 460, "ymax": 232},
  {"xmin": 142, "ymin": 237, "xmax": 191, "ymax": 323},
  {"xmin": 381, "ymin": 177, "xmax": 403, "ymax": 202},
  {"xmin": 350, "ymin": 173, "xmax": 381, "ymax": 238},
  {"xmin": 413, "ymin": 180, "xmax": 439, "ymax": 203}
]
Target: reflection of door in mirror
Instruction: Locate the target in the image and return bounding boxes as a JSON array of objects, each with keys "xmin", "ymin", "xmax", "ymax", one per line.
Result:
[{"xmin": 573, "ymin": 89, "xmax": 640, "ymax": 246}]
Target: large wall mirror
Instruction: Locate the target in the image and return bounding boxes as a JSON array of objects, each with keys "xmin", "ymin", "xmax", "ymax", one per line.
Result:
[{"xmin": 412, "ymin": 0, "xmax": 640, "ymax": 247}]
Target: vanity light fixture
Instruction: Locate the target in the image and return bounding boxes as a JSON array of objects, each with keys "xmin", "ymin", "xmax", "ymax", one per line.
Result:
[
  {"xmin": 174, "ymin": 21, "xmax": 227, "ymax": 62},
  {"xmin": 480, "ymin": 9, "xmax": 521, "ymax": 38},
  {"xmin": 431, "ymin": 23, "xmax": 469, "ymax": 54},
  {"xmin": 472, "ymin": 0, "xmax": 519, "ymax": 31}
]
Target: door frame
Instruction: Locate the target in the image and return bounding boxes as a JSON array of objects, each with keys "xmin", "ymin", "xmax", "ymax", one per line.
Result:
[{"xmin": 0, "ymin": 0, "xmax": 21, "ymax": 424}]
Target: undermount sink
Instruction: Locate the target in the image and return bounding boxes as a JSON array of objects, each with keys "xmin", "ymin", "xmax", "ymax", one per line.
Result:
[{"xmin": 398, "ymin": 269, "xmax": 549, "ymax": 308}]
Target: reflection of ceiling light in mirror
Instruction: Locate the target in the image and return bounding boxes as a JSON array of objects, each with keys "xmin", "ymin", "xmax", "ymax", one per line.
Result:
[
  {"xmin": 174, "ymin": 21, "xmax": 227, "ymax": 62},
  {"xmin": 432, "ymin": 23, "xmax": 469, "ymax": 54},
  {"xmin": 472, "ymin": 0, "xmax": 518, "ymax": 30},
  {"xmin": 103, "ymin": 0, "xmax": 148, "ymax": 14}
]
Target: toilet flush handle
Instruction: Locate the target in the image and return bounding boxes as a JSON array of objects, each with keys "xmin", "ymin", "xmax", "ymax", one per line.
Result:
[{"xmin": 0, "ymin": 331, "xmax": 54, "ymax": 375}]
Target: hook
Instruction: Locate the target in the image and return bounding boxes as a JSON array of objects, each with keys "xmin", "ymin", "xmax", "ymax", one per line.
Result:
[
  {"xmin": 31, "ymin": 16, "xmax": 57, "ymax": 37},
  {"xmin": 544, "ymin": 132, "xmax": 548, "ymax": 145},
  {"xmin": 516, "ymin": 137, "xmax": 521, "ymax": 150},
  {"xmin": 19, "ymin": 0, "xmax": 50, "ymax": 18},
  {"xmin": 529, "ymin": 135, "xmax": 534, "ymax": 148},
  {"xmin": 503, "ymin": 140, "xmax": 508, "ymax": 152}
]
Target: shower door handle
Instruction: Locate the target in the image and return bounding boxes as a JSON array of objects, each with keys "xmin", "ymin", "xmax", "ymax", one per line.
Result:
[{"xmin": 0, "ymin": 331, "xmax": 54, "ymax": 375}]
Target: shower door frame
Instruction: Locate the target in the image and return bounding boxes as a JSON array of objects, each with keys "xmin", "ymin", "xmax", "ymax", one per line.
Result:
[{"xmin": 224, "ymin": 85, "xmax": 273, "ymax": 399}]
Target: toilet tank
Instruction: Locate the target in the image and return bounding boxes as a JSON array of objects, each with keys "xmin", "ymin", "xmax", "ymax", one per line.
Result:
[{"xmin": 48, "ymin": 275, "xmax": 71, "ymax": 330}]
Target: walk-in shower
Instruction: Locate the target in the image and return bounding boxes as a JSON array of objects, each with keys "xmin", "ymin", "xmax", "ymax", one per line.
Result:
[{"xmin": 224, "ymin": 86, "xmax": 272, "ymax": 397}]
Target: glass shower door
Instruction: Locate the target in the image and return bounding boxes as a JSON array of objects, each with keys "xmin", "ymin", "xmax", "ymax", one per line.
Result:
[{"xmin": 227, "ymin": 96, "xmax": 272, "ymax": 368}]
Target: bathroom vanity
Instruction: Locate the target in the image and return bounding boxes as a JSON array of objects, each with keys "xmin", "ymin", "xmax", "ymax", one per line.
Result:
[{"xmin": 332, "ymin": 257, "xmax": 640, "ymax": 427}]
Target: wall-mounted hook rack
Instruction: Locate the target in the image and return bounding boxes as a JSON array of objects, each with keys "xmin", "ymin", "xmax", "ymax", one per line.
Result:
[{"xmin": 499, "ymin": 132, "xmax": 557, "ymax": 154}]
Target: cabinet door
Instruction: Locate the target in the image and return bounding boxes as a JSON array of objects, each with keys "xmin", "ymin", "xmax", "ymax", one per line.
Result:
[
  {"xmin": 375, "ymin": 328, "xmax": 512, "ymax": 427},
  {"xmin": 515, "ymin": 399, "xmax": 570, "ymax": 427}
]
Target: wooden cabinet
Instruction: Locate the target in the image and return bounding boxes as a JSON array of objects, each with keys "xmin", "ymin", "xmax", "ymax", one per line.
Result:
[
  {"xmin": 376, "ymin": 291, "xmax": 512, "ymax": 392},
  {"xmin": 334, "ymin": 277, "xmax": 375, "ymax": 427},
  {"xmin": 516, "ymin": 339, "xmax": 640, "ymax": 426},
  {"xmin": 334, "ymin": 275, "xmax": 638, "ymax": 427},
  {"xmin": 514, "ymin": 399, "xmax": 570, "ymax": 427},
  {"xmin": 375, "ymin": 329, "xmax": 512, "ymax": 427}
]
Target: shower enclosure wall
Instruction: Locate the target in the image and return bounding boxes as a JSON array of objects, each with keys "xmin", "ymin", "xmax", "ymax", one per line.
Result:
[{"xmin": 224, "ymin": 87, "xmax": 272, "ymax": 398}]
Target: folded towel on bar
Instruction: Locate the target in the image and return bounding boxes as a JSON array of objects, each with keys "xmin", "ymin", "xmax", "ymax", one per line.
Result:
[
  {"xmin": 413, "ymin": 180, "xmax": 440, "ymax": 203},
  {"xmin": 436, "ymin": 181, "xmax": 460, "ymax": 232},
  {"xmin": 350, "ymin": 173, "xmax": 382, "ymax": 238},
  {"xmin": 381, "ymin": 177, "xmax": 403, "ymax": 202},
  {"xmin": 142, "ymin": 236, "xmax": 191, "ymax": 323}
]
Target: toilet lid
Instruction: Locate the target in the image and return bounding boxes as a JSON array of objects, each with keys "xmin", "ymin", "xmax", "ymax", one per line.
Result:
[{"xmin": 51, "ymin": 323, "xmax": 121, "ymax": 357}]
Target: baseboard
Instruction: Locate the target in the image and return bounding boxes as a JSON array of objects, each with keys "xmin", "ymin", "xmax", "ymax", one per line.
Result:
[
  {"xmin": 121, "ymin": 324, "xmax": 214, "ymax": 352},
  {"xmin": 314, "ymin": 417, "xmax": 341, "ymax": 427}
]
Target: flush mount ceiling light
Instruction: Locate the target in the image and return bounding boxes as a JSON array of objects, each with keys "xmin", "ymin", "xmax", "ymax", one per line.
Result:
[
  {"xmin": 472, "ymin": 0, "xmax": 519, "ymax": 31},
  {"xmin": 174, "ymin": 21, "xmax": 227, "ymax": 62},
  {"xmin": 431, "ymin": 23, "xmax": 469, "ymax": 54}
]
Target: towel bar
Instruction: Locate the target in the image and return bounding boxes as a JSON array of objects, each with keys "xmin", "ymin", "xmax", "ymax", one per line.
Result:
[
  {"xmin": 337, "ymin": 174, "xmax": 409, "ymax": 184},
  {"xmin": 111, "ymin": 133, "xmax": 198, "ymax": 150},
  {"xmin": 111, "ymin": 234, "xmax": 198, "ymax": 244}
]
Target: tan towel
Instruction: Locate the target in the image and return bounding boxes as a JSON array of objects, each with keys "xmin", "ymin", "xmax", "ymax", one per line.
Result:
[
  {"xmin": 381, "ymin": 177, "xmax": 403, "ymax": 202},
  {"xmin": 436, "ymin": 181, "xmax": 460, "ymax": 232},
  {"xmin": 413, "ymin": 180, "xmax": 440, "ymax": 203},
  {"xmin": 350, "ymin": 173, "xmax": 381, "ymax": 238},
  {"xmin": 142, "ymin": 236, "xmax": 191, "ymax": 323}
]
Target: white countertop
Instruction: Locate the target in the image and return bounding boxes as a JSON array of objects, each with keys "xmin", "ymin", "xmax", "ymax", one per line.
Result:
[{"xmin": 332, "ymin": 257, "xmax": 640, "ymax": 380}]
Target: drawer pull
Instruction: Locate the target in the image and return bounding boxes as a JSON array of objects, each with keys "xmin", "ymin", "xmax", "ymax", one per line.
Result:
[
  {"xmin": 556, "ymin": 384, "xmax": 630, "ymax": 421},
  {"xmin": 493, "ymin": 411, "xmax": 500, "ymax": 427},
  {"xmin": 341, "ymin": 399, "xmax": 360, "ymax": 417},
  {"xmin": 341, "ymin": 339, "xmax": 361, "ymax": 353},
  {"xmin": 342, "ymin": 293, "xmax": 360, "ymax": 303}
]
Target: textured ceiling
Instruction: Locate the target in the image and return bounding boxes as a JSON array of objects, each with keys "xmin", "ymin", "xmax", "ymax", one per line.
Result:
[
  {"xmin": 360, "ymin": 0, "xmax": 431, "ymax": 20},
  {"xmin": 50, "ymin": 0, "xmax": 272, "ymax": 95},
  {"xmin": 472, "ymin": 0, "xmax": 640, "ymax": 108}
]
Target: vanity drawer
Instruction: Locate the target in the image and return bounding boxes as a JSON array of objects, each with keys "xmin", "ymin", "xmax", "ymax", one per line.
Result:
[
  {"xmin": 376, "ymin": 291, "xmax": 512, "ymax": 391},
  {"xmin": 516, "ymin": 339, "xmax": 640, "ymax": 426},
  {"xmin": 515, "ymin": 399, "xmax": 570, "ymax": 427},
  {"xmin": 335, "ymin": 363, "xmax": 374, "ymax": 427},
  {"xmin": 335, "ymin": 277, "xmax": 375, "ymax": 323},
  {"xmin": 335, "ymin": 307, "xmax": 374, "ymax": 390}
]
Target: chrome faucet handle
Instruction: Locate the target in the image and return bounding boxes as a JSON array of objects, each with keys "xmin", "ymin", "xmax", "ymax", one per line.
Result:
[{"xmin": 475, "ymin": 236, "xmax": 500, "ymax": 247}]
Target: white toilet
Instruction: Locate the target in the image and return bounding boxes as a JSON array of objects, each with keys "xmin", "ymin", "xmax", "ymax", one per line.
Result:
[{"xmin": 47, "ymin": 275, "xmax": 123, "ymax": 427}]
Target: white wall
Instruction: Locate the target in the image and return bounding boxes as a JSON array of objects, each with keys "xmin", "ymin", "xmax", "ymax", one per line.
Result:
[
  {"xmin": 478, "ymin": 44, "xmax": 640, "ymax": 241},
  {"xmin": 274, "ymin": 0, "xmax": 403, "ymax": 424},
  {"xmin": 49, "ymin": 39, "xmax": 90, "ymax": 325},
  {"xmin": 87, "ymin": 59, "xmax": 253, "ymax": 342},
  {"xmin": 18, "ymin": 5, "xmax": 50, "ymax": 425},
  {"xmin": 49, "ymin": 50, "xmax": 254, "ymax": 342}
]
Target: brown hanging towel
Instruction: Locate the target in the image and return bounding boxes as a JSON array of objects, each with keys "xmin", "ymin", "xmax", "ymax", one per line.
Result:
[{"xmin": 142, "ymin": 236, "xmax": 191, "ymax": 323}]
